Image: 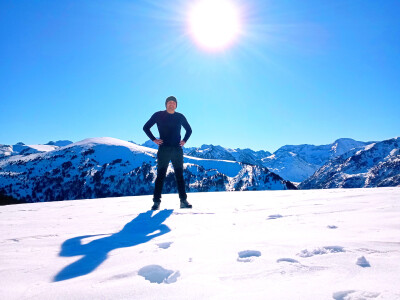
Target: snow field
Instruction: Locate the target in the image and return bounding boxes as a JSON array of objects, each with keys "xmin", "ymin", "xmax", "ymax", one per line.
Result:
[{"xmin": 1, "ymin": 188, "xmax": 400, "ymax": 299}]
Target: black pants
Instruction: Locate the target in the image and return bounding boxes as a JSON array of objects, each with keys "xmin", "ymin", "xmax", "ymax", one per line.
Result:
[{"xmin": 153, "ymin": 146, "xmax": 187, "ymax": 202}]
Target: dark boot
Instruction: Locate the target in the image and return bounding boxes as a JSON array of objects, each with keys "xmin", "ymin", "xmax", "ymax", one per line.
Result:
[
  {"xmin": 180, "ymin": 199, "xmax": 192, "ymax": 209},
  {"xmin": 151, "ymin": 201, "xmax": 161, "ymax": 211}
]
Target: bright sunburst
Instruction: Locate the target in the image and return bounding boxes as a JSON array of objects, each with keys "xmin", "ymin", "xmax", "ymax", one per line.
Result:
[{"xmin": 188, "ymin": 0, "xmax": 241, "ymax": 51}]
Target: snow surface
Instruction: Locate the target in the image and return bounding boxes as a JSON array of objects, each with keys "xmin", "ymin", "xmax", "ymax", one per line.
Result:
[
  {"xmin": 26, "ymin": 144, "xmax": 58, "ymax": 152},
  {"xmin": 1, "ymin": 188, "xmax": 400, "ymax": 299},
  {"xmin": 184, "ymin": 156, "xmax": 243, "ymax": 177},
  {"xmin": 66, "ymin": 137, "xmax": 156, "ymax": 154}
]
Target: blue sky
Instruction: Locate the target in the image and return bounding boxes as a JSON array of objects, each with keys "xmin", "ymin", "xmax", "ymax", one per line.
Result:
[{"xmin": 1, "ymin": 0, "xmax": 399, "ymax": 152}]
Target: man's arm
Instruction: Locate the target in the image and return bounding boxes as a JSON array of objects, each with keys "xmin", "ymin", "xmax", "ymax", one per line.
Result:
[
  {"xmin": 181, "ymin": 115, "xmax": 192, "ymax": 143},
  {"xmin": 143, "ymin": 113, "xmax": 158, "ymax": 141}
]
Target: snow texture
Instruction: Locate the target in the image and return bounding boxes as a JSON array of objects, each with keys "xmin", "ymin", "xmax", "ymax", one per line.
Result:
[
  {"xmin": 267, "ymin": 214, "xmax": 283, "ymax": 219},
  {"xmin": 297, "ymin": 246, "xmax": 345, "ymax": 258},
  {"xmin": 1, "ymin": 187, "xmax": 400, "ymax": 299},
  {"xmin": 356, "ymin": 256, "xmax": 371, "ymax": 268},
  {"xmin": 138, "ymin": 265, "xmax": 180, "ymax": 284},
  {"xmin": 237, "ymin": 250, "xmax": 262, "ymax": 262}
]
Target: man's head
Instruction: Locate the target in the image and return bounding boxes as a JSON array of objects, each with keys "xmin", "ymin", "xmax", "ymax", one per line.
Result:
[{"xmin": 165, "ymin": 96, "xmax": 177, "ymax": 108}]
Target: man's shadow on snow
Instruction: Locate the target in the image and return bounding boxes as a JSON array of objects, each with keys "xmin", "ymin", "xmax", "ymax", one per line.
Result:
[{"xmin": 53, "ymin": 209, "xmax": 173, "ymax": 282}]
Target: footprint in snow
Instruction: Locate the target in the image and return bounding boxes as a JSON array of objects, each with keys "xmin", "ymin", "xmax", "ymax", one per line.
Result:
[
  {"xmin": 138, "ymin": 265, "xmax": 180, "ymax": 284},
  {"xmin": 277, "ymin": 258, "xmax": 299, "ymax": 264},
  {"xmin": 267, "ymin": 214, "xmax": 283, "ymax": 220},
  {"xmin": 356, "ymin": 256, "xmax": 371, "ymax": 267},
  {"xmin": 157, "ymin": 242, "xmax": 173, "ymax": 249},
  {"xmin": 237, "ymin": 250, "xmax": 261, "ymax": 262},
  {"xmin": 107, "ymin": 271, "xmax": 136, "ymax": 281},
  {"xmin": 297, "ymin": 246, "xmax": 345, "ymax": 258},
  {"xmin": 332, "ymin": 290, "xmax": 380, "ymax": 300},
  {"xmin": 327, "ymin": 225, "xmax": 338, "ymax": 229},
  {"xmin": 356, "ymin": 248, "xmax": 384, "ymax": 254}
]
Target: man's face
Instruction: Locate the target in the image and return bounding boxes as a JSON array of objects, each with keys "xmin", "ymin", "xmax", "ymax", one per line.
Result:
[{"xmin": 166, "ymin": 101, "xmax": 177, "ymax": 110}]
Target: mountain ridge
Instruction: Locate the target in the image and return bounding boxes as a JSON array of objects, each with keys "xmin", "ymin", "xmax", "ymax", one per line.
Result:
[
  {"xmin": 299, "ymin": 137, "xmax": 400, "ymax": 189},
  {"xmin": 1, "ymin": 136, "xmax": 398, "ymax": 204},
  {"xmin": 0, "ymin": 137, "xmax": 294, "ymax": 203}
]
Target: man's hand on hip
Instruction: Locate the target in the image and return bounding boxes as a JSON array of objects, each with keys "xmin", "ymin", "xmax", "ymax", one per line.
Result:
[
  {"xmin": 179, "ymin": 140, "xmax": 186, "ymax": 147},
  {"xmin": 153, "ymin": 139, "xmax": 163, "ymax": 145}
]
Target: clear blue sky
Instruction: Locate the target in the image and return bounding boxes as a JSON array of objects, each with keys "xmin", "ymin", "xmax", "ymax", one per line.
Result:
[{"xmin": 1, "ymin": 0, "xmax": 399, "ymax": 152}]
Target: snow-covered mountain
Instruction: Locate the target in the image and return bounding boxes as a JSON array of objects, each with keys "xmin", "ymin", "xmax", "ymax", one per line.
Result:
[
  {"xmin": 0, "ymin": 145, "xmax": 13, "ymax": 159},
  {"xmin": 262, "ymin": 138, "xmax": 372, "ymax": 182},
  {"xmin": 139, "ymin": 140, "xmax": 158, "ymax": 150},
  {"xmin": 299, "ymin": 137, "xmax": 400, "ymax": 189},
  {"xmin": 183, "ymin": 144, "xmax": 271, "ymax": 166},
  {"xmin": 0, "ymin": 140, "xmax": 73, "ymax": 159},
  {"xmin": 45, "ymin": 140, "xmax": 73, "ymax": 147},
  {"xmin": 2, "ymin": 136, "xmax": 398, "ymax": 204},
  {"xmin": 0, "ymin": 137, "xmax": 295, "ymax": 203},
  {"xmin": 1, "ymin": 188, "xmax": 400, "ymax": 299},
  {"xmin": 138, "ymin": 141, "xmax": 271, "ymax": 166},
  {"xmin": 147, "ymin": 138, "xmax": 371, "ymax": 183}
]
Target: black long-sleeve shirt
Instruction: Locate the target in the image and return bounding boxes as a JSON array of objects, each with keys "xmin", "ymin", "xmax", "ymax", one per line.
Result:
[{"xmin": 143, "ymin": 110, "xmax": 192, "ymax": 147}]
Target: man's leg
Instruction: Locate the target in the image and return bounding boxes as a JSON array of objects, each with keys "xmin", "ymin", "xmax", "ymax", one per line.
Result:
[
  {"xmin": 171, "ymin": 147, "xmax": 191, "ymax": 208},
  {"xmin": 153, "ymin": 147, "xmax": 171, "ymax": 204}
]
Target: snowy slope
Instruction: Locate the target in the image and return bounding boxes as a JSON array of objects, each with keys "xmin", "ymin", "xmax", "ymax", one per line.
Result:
[
  {"xmin": 262, "ymin": 138, "xmax": 372, "ymax": 182},
  {"xmin": 45, "ymin": 140, "xmax": 73, "ymax": 147},
  {"xmin": 0, "ymin": 142, "xmax": 57, "ymax": 158},
  {"xmin": 0, "ymin": 144, "xmax": 13, "ymax": 159},
  {"xmin": 0, "ymin": 140, "xmax": 72, "ymax": 159},
  {"xmin": 1, "ymin": 188, "xmax": 399, "ymax": 299},
  {"xmin": 300, "ymin": 137, "xmax": 400, "ymax": 189},
  {"xmin": 0, "ymin": 137, "xmax": 294, "ymax": 203},
  {"xmin": 140, "ymin": 140, "xmax": 158, "ymax": 150},
  {"xmin": 261, "ymin": 152, "xmax": 316, "ymax": 184}
]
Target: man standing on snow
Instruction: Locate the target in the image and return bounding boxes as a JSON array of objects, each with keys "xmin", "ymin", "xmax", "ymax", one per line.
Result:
[{"xmin": 143, "ymin": 96, "xmax": 192, "ymax": 210}]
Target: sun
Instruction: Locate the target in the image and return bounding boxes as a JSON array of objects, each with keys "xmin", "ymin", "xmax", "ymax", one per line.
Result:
[{"xmin": 188, "ymin": 0, "xmax": 241, "ymax": 51}]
